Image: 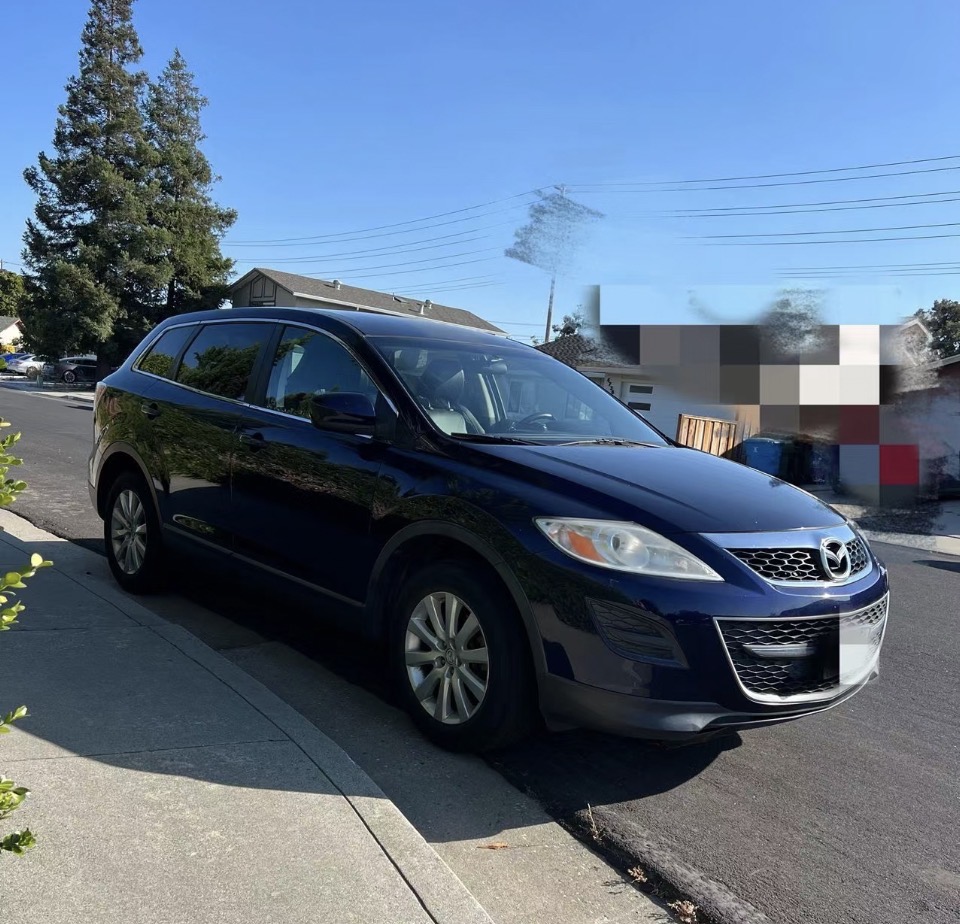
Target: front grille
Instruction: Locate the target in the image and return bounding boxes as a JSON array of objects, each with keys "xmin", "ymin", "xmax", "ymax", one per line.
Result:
[
  {"xmin": 716, "ymin": 595, "xmax": 888, "ymax": 702},
  {"xmin": 729, "ymin": 537, "xmax": 870, "ymax": 583}
]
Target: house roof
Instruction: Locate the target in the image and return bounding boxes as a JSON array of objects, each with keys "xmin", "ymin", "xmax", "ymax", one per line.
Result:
[
  {"xmin": 230, "ymin": 268, "xmax": 503, "ymax": 334},
  {"xmin": 0, "ymin": 316, "xmax": 20, "ymax": 330},
  {"xmin": 535, "ymin": 333, "xmax": 629, "ymax": 369}
]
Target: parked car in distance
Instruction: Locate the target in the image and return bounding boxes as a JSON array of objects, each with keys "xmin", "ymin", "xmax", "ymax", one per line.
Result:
[
  {"xmin": 0, "ymin": 351, "xmax": 27, "ymax": 369},
  {"xmin": 89, "ymin": 308, "xmax": 891, "ymax": 752},
  {"xmin": 5, "ymin": 354, "xmax": 51, "ymax": 378},
  {"xmin": 43, "ymin": 354, "xmax": 98, "ymax": 384}
]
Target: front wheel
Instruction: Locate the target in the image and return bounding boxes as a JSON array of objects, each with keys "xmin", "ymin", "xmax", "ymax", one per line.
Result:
[
  {"xmin": 104, "ymin": 472, "xmax": 165, "ymax": 593},
  {"xmin": 392, "ymin": 562, "xmax": 537, "ymax": 752},
  {"xmin": 62, "ymin": 369, "xmax": 77, "ymax": 384}
]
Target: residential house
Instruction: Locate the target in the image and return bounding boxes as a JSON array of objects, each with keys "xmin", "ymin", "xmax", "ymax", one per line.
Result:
[
  {"xmin": 0, "ymin": 316, "xmax": 22, "ymax": 350},
  {"xmin": 228, "ymin": 268, "xmax": 504, "ymax": 334}
]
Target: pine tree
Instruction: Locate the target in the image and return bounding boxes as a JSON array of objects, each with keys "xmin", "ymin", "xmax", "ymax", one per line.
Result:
[
  {"xmin": 146, "ymin": 50, "xmax": 236, "ymax": 315},
  {"xmin": 21, "ymin": 0, "xmax": 168, "ymax": 363}
]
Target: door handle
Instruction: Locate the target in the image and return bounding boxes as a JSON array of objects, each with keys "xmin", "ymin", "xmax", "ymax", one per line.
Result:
[
  {"xmin": 239, "ymin": 432, "xmax": 266, "ymax": 450},
  {"xmin": 140, "ymin": 402, "xmax": 161, "ymax": 419}
]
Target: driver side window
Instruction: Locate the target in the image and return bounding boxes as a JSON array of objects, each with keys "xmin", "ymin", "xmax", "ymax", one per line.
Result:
[{"xmin": 263, "ymin": 326, "xmax": 378, "ymax": 420}]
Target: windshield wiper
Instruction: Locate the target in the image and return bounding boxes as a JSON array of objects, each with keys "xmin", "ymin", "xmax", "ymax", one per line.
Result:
[
  {"xmin": 558, "ymin": 438, "xmax": 661, "ymax": 447},
  {"xmin": 449, "ymin": 433, "xmax": 535, "ymax": 445}
]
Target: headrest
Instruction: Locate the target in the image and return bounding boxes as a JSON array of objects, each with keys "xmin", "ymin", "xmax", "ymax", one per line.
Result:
[{"xmin": 421, "ymin": 358, "xmax": 466, "ymax": 404}]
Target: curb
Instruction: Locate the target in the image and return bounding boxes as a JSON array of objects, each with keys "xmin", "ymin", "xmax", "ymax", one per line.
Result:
[
  {"xmin": 566, "ymin": 806, "xmax": 773, "ymax": 924},
  {"xmin": 0, "ymin": 509, "xmax": 494, "ymax": 924},
  {"xmin": 0, "ymin": 380, "xmax": 96, "ymax": 401}
]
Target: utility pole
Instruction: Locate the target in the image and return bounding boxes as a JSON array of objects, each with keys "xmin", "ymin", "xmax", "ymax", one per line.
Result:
[{"xmin": 542, "ymin": 184, "xmax": 566, "ymax": 344}]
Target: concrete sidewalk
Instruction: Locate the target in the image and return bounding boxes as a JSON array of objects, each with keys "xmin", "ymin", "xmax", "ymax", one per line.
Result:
[{"xmin": 0, "ymin": 510, "xmax": 493, "ymax": 924}]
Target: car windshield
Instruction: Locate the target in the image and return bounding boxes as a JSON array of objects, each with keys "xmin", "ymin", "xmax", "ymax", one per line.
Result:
[{"xmin": 370, "ymin": 336, "xmax": 668, "ymax": 445}]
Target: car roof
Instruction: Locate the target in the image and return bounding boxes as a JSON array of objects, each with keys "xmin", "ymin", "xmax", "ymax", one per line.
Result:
[{"xmin": 159, "ymin": 307, "xmax": 536, "ymax": 352}]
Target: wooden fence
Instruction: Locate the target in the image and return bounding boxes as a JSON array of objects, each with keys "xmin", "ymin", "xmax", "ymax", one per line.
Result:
[{"xmin": 675, "ymin": 414, "xmax": 753, "ymax": 461}]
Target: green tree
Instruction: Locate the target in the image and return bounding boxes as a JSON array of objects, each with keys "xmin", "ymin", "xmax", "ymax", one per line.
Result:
[
  {"xmin": 146, "ymin": 50, "xmax": 236, "ymax": 315},
  {"xmin": 552, "ymin": 309, "xmax": 585, "ymax": 338},
  {"xmin": 915, "ymin": 299, "xmax": 960, "ymax": 359},
  {"xmin": 505, "ymin": 189, "xmax": 603, "ymax": 344},
  {"xmin": 0, "ymin": 271, "xmax": 25, "ymax": 325},
  {"xmin": 0, "ymin": 419, "xmax": 53, "ymax": 856},
  {"xmin": 21, "ymin": 0, "xmax": 168, "ymax": 364}
]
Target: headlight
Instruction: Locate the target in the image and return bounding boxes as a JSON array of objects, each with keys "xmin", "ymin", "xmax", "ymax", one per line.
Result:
[{"xmin": 535, "ymin": 518, "xmax": 723, "ymax": 581}]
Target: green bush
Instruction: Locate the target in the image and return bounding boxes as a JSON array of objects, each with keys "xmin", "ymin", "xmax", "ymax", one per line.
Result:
[{"xmin": 0, "ymin": 419, "xmax": 52, "ymax": 855}]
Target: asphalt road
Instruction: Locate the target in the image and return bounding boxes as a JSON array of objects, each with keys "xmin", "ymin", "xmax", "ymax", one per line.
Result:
[{"xmin": 4, "ymin": 383, "xmax": 959, "ymax": 924}]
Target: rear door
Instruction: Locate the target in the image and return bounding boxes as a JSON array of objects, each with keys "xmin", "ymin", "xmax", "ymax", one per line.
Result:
[{"xmin": 136, "ymin": 320, "xmax": 274, "ymax": 554}]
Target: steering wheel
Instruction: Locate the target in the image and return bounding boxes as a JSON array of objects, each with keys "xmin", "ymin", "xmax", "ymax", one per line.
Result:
[{"xmin": 515, "ymin": 412, "xmax": 555, "ymax": 431}]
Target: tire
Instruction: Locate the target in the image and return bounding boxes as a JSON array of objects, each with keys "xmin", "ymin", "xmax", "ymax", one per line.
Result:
[
  {"xmin": 103, "ymin": 472, "xmax": 166, "ymax": 594},
  {"xmin": 62, "ymin": 369, "xmax": 77, "ymax": 384},
  {"xmin": 26, "ymin": 367, "xmax": 40, "ymax": 382},
  {"xmin": 392, "ymin": 561, "xmax": 537, "ymax": 752}
]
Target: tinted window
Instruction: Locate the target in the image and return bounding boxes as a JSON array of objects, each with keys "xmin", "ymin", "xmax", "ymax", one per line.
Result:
[
  {"xmin": 137, "ymin": 326, "xmax": 196, "ymax": 380},
  {"xmin": 262, "ymin": 326, "xmax": 378, "ymax": 419},
  {"xmin": 176, "ymin": 323, "xmax": 270, "ymax": 401}
]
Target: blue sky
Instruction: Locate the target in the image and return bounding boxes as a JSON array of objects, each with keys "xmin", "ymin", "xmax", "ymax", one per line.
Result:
[{"xmin": 3, "ymin": 0, "xmax": 960, "ymax": 339}]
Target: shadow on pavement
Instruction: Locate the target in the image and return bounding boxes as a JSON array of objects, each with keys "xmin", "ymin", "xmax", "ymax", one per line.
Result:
[
  {"xmin": 915, "ymin": 558, "xmax": 960, "ymax": 574},
  {"xmin": 0, "ymin": 533, "xmax": 727, "ymax": 840}
]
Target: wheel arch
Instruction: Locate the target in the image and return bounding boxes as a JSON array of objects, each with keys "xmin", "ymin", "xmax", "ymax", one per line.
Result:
[
  {"xmin": 95, "ymin": 444, "xmax": 160, "ymax": 519},
  {"xmin": 365, "ymin": 521, "xmax": 547, "ymax": 679}
]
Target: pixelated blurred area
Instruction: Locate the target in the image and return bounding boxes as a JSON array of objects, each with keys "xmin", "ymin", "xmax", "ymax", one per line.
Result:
[{"xmin": 546, "ymin": 296, "xmax": 959, "ymax": 510}]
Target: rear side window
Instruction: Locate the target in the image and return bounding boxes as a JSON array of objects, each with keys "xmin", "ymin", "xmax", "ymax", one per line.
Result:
[
  {"xmin": 137, "ymin": 326, "xmax": 196, "ymax": 380},
  {"xmin": 176, "ymin": 322, "xmax": 271, "ymax": 401}
]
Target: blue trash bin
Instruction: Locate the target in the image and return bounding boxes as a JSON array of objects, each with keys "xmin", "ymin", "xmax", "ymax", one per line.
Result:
[{"xmin": 742, "ymin": 437, "xmax": 785, "ymax": 477}]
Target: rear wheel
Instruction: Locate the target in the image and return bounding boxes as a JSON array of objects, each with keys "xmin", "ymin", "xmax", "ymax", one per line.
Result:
[
  {"xmin": 104, "ymin": 472, "xmax": 165, "ymax": 593},
  {"xmin": 392, "ymin": 562, "xmax": 537, "ymax": 752}
]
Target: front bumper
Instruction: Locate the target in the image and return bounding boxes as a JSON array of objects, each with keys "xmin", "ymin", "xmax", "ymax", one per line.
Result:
[
  {"xmin": 539, "ymin": 665, "xmax": 879, "ymax": 740},
  {"xmin": 522, "ymin": 524, "xmax": 890, "ymax": 737}
]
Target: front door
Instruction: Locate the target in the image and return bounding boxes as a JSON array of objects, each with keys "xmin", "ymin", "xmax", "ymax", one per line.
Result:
[{"xmin": 231, "ymin": 324, "xmax": 386, "ymax": 605}]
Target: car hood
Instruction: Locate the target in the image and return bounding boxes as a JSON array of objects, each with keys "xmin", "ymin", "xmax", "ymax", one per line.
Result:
[{"xmin": 469, "ymin": 442, "xmax": 845, "ymax": 534}]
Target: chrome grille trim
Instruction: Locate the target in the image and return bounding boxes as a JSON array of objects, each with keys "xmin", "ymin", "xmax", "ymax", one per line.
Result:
[
  {"xmin": 714, "ymin": 593, "xmax": 889, "ymax": 705},
  {"xmin": 701, "ymin": 524, "xmax": 874, "ymax": 587}
]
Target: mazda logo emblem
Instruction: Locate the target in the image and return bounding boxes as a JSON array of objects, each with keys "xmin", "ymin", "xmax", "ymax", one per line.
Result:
[{"xmin": 820, "ymin": 538, "xmax": 851, "ymax": 580}]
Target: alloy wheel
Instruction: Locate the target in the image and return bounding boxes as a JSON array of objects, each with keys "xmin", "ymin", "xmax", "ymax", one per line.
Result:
[
  {"xmin": 404, "ymin": 592, "xmax": 490, "ymax": 724},
  {"xmin": 110, "ymin": 489, "xmax": 148, "ymax": 575}
]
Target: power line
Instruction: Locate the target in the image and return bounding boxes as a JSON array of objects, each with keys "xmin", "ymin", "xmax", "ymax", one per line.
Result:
[
  {"xmin": 568, "ymin": 163, "xmax": 960, "ymax": 193},
  {"xmin": 391, "ymin": 274, "xmax": 500, "ymax": 289},
  {"xmin": 570, "ymin": 154, "xmax": 960, "ymax": 187},
  {"xmin": 395, "ymin": 281, "xmax": 505, "ymax": 297},
  {"xmin": 283, "ymin": 248, "xmax": 499, "ymax": 277},
  {"xmin": 693, "ymin": 221, "xmax": 960, "ymax": 240},
  {"xmin": 664, "ymin": 188, "xmax": 960, "ymax": 214},
  {"xmin": 226, "ymin": 207, "xmax": 530, "ymax": 248},
  {"xmin": 225, "ymin": 191, "xmax": 541, "ymax": 245},
  {"xmin": 659, "ymin": 195, "xmax": 960, "ymax": 219},
  {"xmin": 297, "ymin": 257, "xmax": 498, "ymax": 281},
  {"xmin": 708, "ymin": 232, "xmax": 960, "ymax": 245},
  {"xmin": 233, "ymin": 233, "xmax": 492, "ymax": 265},
  {"xmin": 778, "ymin": 261, "xmax": 960, "ymax": 270},
  {"xmin": 780, "ymin": 270, "xmax": 960, "ymax": 278}
]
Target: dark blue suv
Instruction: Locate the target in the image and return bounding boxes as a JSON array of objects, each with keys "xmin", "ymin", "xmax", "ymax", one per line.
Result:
[{"xmin": 89, "ymin": 308, "xmax": 890, "ymax": 751}]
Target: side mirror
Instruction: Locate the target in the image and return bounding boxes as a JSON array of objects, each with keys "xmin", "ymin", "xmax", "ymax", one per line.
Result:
[{"xmin": 309, "ymin": 392, "xmax": 377, "ymax": 435}]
